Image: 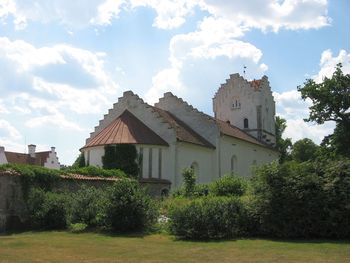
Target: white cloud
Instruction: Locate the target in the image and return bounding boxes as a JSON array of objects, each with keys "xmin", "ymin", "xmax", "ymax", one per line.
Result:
[
  {"xmin": 90, "ymin": 0, "xmax": 125, "ymax": 25},
  {"xmin": 274, "ymin": 89, "xmax": 335, "ymax": 144},
  {"xmin": 0, "ymin": 119, "xmax": 21, "ymax": 140},
  {"xmin": 314, "ymin": 49, "xmax": 350, "ymax": 83},
  {"xmin": 130, "ymin": 0, "xmax": 198, "ymax": 29},
  {"xmin": 25, "ymin": 112, "xmax": 84, "ymax": 131}
]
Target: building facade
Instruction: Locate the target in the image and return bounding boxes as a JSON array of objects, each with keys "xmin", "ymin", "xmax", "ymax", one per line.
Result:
[{"xmin": 81, "ymin": 73, "xmax": 279, "ymax": 189}]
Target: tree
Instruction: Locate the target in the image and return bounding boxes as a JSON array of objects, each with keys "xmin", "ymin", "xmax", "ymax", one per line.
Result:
[
  {"xmin": 72, "ymin": 153, "xmax": 86, "ymax": 168},
  {"xmin": 102, "ymin": 144, "xmax": 139, "ymax": 177},
  {"xmin": 298, "ymin": 63, "xmax": 350, "ymax": 157},
  {"xmin": 275, "ymin": 116, "xmax": 292, "ymax": 163},
  {"xmin": 291, "ymin": 138, "xmax": 319, "ymax": 162}
]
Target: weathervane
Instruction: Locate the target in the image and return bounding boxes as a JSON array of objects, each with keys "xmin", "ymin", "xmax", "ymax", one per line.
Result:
[{"xmin": 243, "ymin": 65, "xmax": 247, "ymax": 78}]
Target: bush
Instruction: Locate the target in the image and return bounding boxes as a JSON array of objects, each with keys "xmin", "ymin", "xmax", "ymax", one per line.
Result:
[
  {"xmin": 66, "ymin": 166, "xmax": 127, "ymax": 178},
  {"xmin": 249, "ymin": 160, "xmax": 350, "ymax": 238},
  {"xmin": 68, "ymin": 185, "xmax": 107, "ymax": 227},
  {"xmin": 168, "ymin": 196, "xmax": 246, "ymax": 239},
  {"xmin": 27, "ymin": 188, "xmax": 68, "ymax": 230},
  {"xmin": 182, "ymin": 168, "xmax": 196, "ymax": 197},
  {"xmin": 69, "ymin": 223, "xmax": 88, "ymax": 233},
  {"xmin": 210, "ymin": 174, "xmax": 247, "ymax": 197},
  {"xmin": 103, "ymin": 179, "xmax": 158, "ymax": 232}
]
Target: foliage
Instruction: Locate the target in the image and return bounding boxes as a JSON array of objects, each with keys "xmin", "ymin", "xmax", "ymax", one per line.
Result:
[
  {"xmin": 298, "ymin": 63, "xmax": 350, "ymax": 157},
  {"xmin": 182, "ymin": 167, "xmax": 196, "ymax": 197},
  {"xmin": 69, "ymin": 223, "xmax": 88, "ymax": 233},
  {"xmin": 102, "ymin": 144, "xmax": 139, "ymax": 177},
  {"xmin": 275, "ymin": 116, "xmax": 292, "ymax": 163},
  {"xmin": 27, "ymin": 188, "xmax": 68, "ymax": 230},
  {"xmin": 66, "ymin": 165, "xmax": 127, "ymax": 178},
  {"xmin": 68, "ymin": 185, "xmax": 107, "ymax": 227},
  {"xmin": 210, "ymin": 174, "xmax": 247, "ymax": 197},
  {"xmin": 168, "ymin": 196, "xmax": 246, "ymax": 240},
  {"xmin": 291, "ymin": 138, "xmax": 319, "ymax": 162},
  {"xmin": 103, "ymin": 179, "xmax": 158, "ymax": 232},
  {"xmin": 72, "ymin": 153, "xmax": 86, "ymax": 168},
  {"xmin": 250, "ymin": 159, "xmax": 350, "ymax": 238}
]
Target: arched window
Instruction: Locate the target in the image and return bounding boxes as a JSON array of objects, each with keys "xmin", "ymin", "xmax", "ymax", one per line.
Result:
[
  {"xmin": 231, "ymin": 155, "xmax": 237, "ymax": 174},
  {"xmin": 244, "ymin": 118, "xmax": 249, "ymax": 129},
  {"xmin": 190, "ymin": 162, "xmax": 199, "ymax": 179}
]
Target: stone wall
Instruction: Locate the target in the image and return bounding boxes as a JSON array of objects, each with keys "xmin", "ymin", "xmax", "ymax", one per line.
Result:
[{"xmin": 0, "ymin": 172, "xmax": 171, "ymax": 233}]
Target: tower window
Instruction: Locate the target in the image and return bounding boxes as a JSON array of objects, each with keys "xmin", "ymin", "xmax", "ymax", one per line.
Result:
[{"xmin": 244, "ymin": 118, "xmax": 249, "ymax": 129}]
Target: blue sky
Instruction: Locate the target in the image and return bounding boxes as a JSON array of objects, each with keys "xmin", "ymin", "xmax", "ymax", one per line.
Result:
[{"xmin": 0, "ymin": 0, "xmax": 349, "ymax": 165}]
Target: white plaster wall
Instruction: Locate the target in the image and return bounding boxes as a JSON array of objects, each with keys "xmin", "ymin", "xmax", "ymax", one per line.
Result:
[
  {"xmin": 176, "ymin": 142, "xmax": 216, "ymax": 187},
  {"xmin": 43, "ymin": 149, "xmax": 60, "ymax": 169},
  {"xmin": 219, "ymin": 135, "xmax": 278, "ymax": 177},
  {"xmin": 0, "ymin": 147, "xmax": 8, "ymax": 165},
  {"xmin": 213, "ymin": 74, "xmax": 276, "ymax": 145},
  {"xmin": 83, "ymin": 146, "xmax": 104, "ymax": 167}
]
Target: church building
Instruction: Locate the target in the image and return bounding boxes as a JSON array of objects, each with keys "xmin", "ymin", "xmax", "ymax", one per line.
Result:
[{"xmin": 81, "ymin": 73, "xmax": 279, "ymax": 189}]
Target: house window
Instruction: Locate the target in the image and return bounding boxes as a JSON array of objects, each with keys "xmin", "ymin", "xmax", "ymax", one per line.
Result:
[
  {"xmin": 158, "ymin": 148, "xmax": 162, "ymax": 179},
  {"xmin": 148, "ymin": 148, "xmax": 153, "ymax": 178},
  {"xmin": 139, "ymin": 147, "xmax": 143, "ymax": 178},
  {"xmin": 232, "ymin": 97, "xmax": 241, "ymax": 109},
  {"xmin": 231, "ymin": 155, "xmax": 237, "ymax": 174},
  {"xmin": 190, "ymin": 162, "xmax": 199, "ymax": 180},
  {"xmin": 244, "ymin": 118, "xmax": 249, "ymax": 129}
]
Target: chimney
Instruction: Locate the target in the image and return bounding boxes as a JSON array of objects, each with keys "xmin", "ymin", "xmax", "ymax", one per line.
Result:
[
  {"xmin": 0, "ymin": 146, "xmax": 4, "ymax": 154},
  {"xmin": 51, "ymin": 147, "xmax": 55, "ymax": 153},
  {"xmin": 28, "ymin": 144, "xmax": 36, "ymax": 158}
]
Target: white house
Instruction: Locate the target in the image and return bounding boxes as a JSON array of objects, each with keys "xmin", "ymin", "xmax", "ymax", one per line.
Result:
[
  {"xmin": 81, "ymin": 73, "xmax": 279, "ymax": 189},
  {"xmin": 0, "ymin": 144, "xmax": 60, "ymax": 169}
]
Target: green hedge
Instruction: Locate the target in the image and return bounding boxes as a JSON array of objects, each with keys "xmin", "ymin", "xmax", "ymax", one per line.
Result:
[{"xmin": 168, "ymin": 196, "xmax": 246, "ymax": 240}]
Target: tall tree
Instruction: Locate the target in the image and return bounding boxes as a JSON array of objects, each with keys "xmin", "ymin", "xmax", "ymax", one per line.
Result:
[
  {"xmin": 298, "ymin": 63, "xmax": 350, "ymax": 157},
  {"xmin": 291, "ymin": 138, "xmax": 319, "ymax": 163},
  {"xmin": 275, "ymin": 116, "xmax": 292, "ymax": 163}
]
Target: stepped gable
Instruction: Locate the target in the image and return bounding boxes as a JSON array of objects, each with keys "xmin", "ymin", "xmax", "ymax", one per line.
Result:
[
  {"xmin": 82, "ymin": 109, "xmax": 169, "ymax": 149},
  {"xmin": 87, "ymin": 91, "xmax": 173, "ymax": 144},
  {"xmin": 151, "ymin": 106, "xmax": 215, "ymax": 149},
  {"xmin": 5, "ymin": 151, "xmax": 50, "ymax": 166}
]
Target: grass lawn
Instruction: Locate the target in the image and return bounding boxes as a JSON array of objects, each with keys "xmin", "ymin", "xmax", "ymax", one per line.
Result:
[{"xmin": 0, "ymin": 232, "xmax": 350, "ymax": 263}]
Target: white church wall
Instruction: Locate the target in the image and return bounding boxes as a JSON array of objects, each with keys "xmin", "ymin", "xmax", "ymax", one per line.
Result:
[
  {"xmin": 213, "ymin": 74, "xmax": 276, "ymax": 145},
  {"xmin": 176, "ymin": 142, "xmax": 216, "ymax": 187},
  {"xmin": 0, "ymin": 147, "xmax": 7, "ymax": 165},
  {"xmin": 219, "ymin": 135, "xmax": 278, "ymax": 177}
]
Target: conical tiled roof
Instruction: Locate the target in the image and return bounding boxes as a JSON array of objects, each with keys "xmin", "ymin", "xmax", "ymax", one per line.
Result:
[{"xmin": 82, "ymin": 110, "xmax": 168, "ymax": 149}]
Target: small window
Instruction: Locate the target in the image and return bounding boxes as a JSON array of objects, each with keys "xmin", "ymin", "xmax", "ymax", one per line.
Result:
[{"xmin": 244, "ymin": 118, "xmax": 249, "ymax": 129}]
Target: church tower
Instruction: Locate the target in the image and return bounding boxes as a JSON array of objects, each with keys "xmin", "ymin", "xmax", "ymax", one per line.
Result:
[{"xmin": 213, "ymin": 73, "xmax": 276, "ymax": 146}]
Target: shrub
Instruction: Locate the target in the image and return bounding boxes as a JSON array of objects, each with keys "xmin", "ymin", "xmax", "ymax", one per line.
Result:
[
  {"xmin": 103, "ymin": 179, "xmax": 158, "ymax": 232},
  {"xmin": 210, "ymin": 174, "xmax": 247, "ymax": 197},
  {"xmin": 182, "ymin": 168, "xmax": 196, "ymax": 197},
  {"xmin": 68, "ymin": 185, "xmax": 107, "ymax": 227},
  {"xmin": 251, "ymin": 161, "xmax": 328, "ymax": 238},
  {"xmin": 27, "ymin": 188, "xmax": 68, "ymax": 230},
  {"xmin": 168, "ymin": 196, "xmax": 246, "ymax": 240},
  {"xmin": 69, "ymin": 223, "xmax": 88, "ymax": 233},
  {"xmin": 66, "ymin": 166, "xmax": 127, "ymax": 178}
]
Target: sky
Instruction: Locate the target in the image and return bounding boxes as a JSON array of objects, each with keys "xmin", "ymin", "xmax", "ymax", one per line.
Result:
[{"xmin": 0, "ymin": 0, "xmax": 349, "ymax": 165}]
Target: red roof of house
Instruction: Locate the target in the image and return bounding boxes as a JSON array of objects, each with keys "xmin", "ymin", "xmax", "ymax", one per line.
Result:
[
  {"xmin": 250, "ymin": 79, "xmax": 262, "ymax": 91},
  {"xmin": 4, "ymin": 151, "xmax": 50, "ymax": 166},
  {"xmin": 82, "ymin": 110, "xmax": 169, "ymax": 149}
]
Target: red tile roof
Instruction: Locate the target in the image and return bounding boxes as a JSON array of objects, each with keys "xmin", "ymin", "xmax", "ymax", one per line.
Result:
[
  {"xmin": 250, "ymin": 79, "xmax": 262, "ymax": 91},
  {"xmin": 82, "ymin": 110, "xmax": 169, "ymax": 149},
  {"xmin": 4, "ymin": 151, "xmax": 50, "ymax": 166},
  {"xmin": 152, "ymin": 107, "xmax": 215, "ymax": 149}
]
